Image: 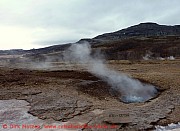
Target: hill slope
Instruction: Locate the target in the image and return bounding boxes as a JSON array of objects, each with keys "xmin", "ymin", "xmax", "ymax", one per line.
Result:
[
  {"xmin": 1, "ymin": 22, "xmax": 180, "ymax": 60},
  {"xmin": 93, "ymin": 22, "xmax": 180, "ymax": 41}
]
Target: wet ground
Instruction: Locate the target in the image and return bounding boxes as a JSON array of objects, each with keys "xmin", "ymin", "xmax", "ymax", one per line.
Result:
[{"xmin": 0, "ymin": 60, "xmax": 180, "ymax": 130}]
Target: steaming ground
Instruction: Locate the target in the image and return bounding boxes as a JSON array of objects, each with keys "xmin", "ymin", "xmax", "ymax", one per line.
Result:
[
  {"xmin": 0, "ymin": 55, "xmax": 179, "ymax": 130},
  {"xmin": 64, "ymin": 43, "xmax": 158, "ymax": 103}
]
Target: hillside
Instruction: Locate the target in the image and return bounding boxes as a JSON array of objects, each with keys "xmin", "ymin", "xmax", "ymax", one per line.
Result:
[
  {"xmin": 93, "ymin": 22, "xmax": 180, "ymax": 41},
  {"xmin": 93, "ymin": 35, "xmax": 180, "ymax": 60},
  {"xmin": 1, "ymin": 22, "xmax": 180, "ymax": 60}
]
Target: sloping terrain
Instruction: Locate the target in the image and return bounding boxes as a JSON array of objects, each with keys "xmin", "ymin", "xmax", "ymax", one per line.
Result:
[
  {"xmin": 93, "ymin": 22, "xmax": 180, "ymax": 40},
  {"xmin": 93, "ymin": 35, "xmax": 180, "ymax": 60},
  {"xmin": 1, "ymin": 23, "xmax": 180, "ymax": 61}
]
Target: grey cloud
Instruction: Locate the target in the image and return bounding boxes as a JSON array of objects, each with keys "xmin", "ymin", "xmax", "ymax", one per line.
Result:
[{"xmin": 0, "ymin": 0, "xmax": 180, "ymax": 47}]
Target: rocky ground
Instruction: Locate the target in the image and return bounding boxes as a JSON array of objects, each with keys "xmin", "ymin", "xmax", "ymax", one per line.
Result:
[{"xmin": 0, "ymin": 60, "xmax": 180, "ymax": 131}]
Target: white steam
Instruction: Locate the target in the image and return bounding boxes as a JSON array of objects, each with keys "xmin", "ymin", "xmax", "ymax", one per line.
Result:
[
  {"xmin": 64, "ymin": 43, "xmax": 158, "ymax": 103},
  {"xmin": 143, "ymin": 54, "xmax": 151, "ymax": 60},
  {"xmin": 167, "ymin": 56, "xmax": 175, "ymax": 60}
]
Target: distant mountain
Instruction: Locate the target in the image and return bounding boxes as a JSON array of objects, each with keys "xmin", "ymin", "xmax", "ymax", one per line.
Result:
[
  {"xmin": 76, "ymin": 23, "xmax": 180, "ymax": 60},
  {"xmin": 1, "ymin": 22, "xmax": 180, "ymax": 60},
  {"xmin": 93, "ymin": 22, "xmax": 180, "ymax": 41},
  {"xmin": 77, "ymin": 22, "xmax": 180, "ymax": 46}
]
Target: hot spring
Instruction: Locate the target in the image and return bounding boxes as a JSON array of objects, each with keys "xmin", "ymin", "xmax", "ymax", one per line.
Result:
[{"xmin": 64, "ymin": 43, "xmax": 159, "ymax": 103}]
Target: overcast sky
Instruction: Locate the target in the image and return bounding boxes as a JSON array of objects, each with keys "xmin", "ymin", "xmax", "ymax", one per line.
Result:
[{"xmin": 0, "ymin": 0, "xmax": 180, "ymax": 50}]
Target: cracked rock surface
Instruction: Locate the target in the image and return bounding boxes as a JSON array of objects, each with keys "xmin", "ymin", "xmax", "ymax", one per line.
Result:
[{"xmin": 0, "ymin": 60, "xmax": 180, "ymax": 130}]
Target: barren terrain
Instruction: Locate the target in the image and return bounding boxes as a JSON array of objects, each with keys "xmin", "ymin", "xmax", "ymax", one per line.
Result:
[{"xmin": 0, "ymin": 59, "xmax": 179, "ymax": 130}]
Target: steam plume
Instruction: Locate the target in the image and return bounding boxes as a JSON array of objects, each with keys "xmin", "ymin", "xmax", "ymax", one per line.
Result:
[{"xmin": 64, "ymin": 42, "xmax": 158, "ymax": 103}]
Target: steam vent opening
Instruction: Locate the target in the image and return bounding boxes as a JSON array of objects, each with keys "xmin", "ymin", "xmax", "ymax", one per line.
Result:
[
  {"xmin": 118, "ymin": 85, "xmax": 159, "ymax": 103},
  {"xmin": 78, "ymin": 72, "xmax": 160, "ymax": 104},
  {"xmin": 109, "ymin": 80, "xmax": 160, "ymax": 103}
]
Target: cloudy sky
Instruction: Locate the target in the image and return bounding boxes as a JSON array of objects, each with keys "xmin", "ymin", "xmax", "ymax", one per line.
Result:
[{"xmin": 0, "ymin": 0, "xmax": 180, "ymax": 50}]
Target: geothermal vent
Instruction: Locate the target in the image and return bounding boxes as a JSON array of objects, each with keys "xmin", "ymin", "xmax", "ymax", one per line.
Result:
[{"xmin": 63, "ymin": 43, "xmax": 159, "ymax": 103}]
